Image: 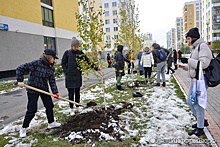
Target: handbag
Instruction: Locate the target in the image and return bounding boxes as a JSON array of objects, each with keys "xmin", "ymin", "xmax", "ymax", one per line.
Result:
[{"xmin": 196, "ymin": 61, "xmax": 207, "ymax": 109}]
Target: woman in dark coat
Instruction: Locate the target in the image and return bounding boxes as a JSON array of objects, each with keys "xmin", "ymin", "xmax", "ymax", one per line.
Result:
[
  {"xmin": 113, "ymin": 45, "xmax": 130, "ymax": 90},
  {"xmin": 61, "ymin": 37, "xmax": 99, "ymax": 115}
]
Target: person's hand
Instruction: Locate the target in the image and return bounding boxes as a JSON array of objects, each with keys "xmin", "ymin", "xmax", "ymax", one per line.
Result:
[
  {"xmin": 54, "ymin": 93, "xmax": 60, "ymax": 99},
  {"xmin": 177, "ymin": 64, "xmax": 185, "ymax": 69},
  {"xmin": 17, "ymin": 82, "xmax": 25, "ymax": 88},
  {"xmin": 98, "ymin": 67, "xmax": 102, "ymax": 72}
]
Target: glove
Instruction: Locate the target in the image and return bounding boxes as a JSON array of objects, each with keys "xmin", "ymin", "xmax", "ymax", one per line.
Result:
[
  {"xmin": 17, "ymin": 82, "xmax": 24, "ymax": 88},
  {"xmin": 180, "ymin": 58, "xmax": 188, "ymax": 63},
  {"xmin": 54, "ymin": 93, "xmax": 60, "ymax": 99}
]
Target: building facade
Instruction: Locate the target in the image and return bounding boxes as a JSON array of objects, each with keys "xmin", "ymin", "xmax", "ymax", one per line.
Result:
[
  {"xmin": 202, "ymin": 0, "xmax": 220, "ymax": 42},
  {"xmin": 182, "ymin": 0, "xmax": 202, "ymax": 43},
  {"xmin": 175, "ymin": 17, "xmax": 183, "ymax": 50},
  {"xmin": 0, "ymin": 0, "xmax": 78, "ymax": 78},
  {"xmin": 102, "ymin": 0, "xmax": 135, "ymax": 53}
]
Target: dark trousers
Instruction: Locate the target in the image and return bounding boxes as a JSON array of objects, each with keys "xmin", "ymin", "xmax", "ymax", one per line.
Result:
[
  {"xmin": 166, "ymin": 65, "xmax": 175, "ymax": 74},
  {"xmin": 144, "ymin": 67, "xmax": 152, "ymax": 79},
  {"xmin": 23, "ymin": 92, "xmax": 54, "ymax": 128},
  {"xmin": 174, "ymin": 59, "xmax": 178, "ymax": 70},
  {"xmin": 68, "ymin": 87, "xmax": 80, "ymax": 108},
  {"xmin": 128, "ymin": 62, "xmax": 134, "ymax": 74}
]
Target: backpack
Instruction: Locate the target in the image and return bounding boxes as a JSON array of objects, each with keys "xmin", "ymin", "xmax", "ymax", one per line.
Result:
[
  {"xmin": 198, "ymin": 44, "xmax": 220, "ymax": 87},
  {"xmin": 125, "ymin": 53, "xmax": 129, "ymax": 59},
  {"xmin": 156, "ymin": 48, "xmax": 167, "ymax": 61}
]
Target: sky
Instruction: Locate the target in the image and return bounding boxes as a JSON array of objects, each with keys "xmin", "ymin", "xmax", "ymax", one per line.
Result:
[{"xmin": 135, "ymin": 0, "xmax": 191, "ymax": 47}]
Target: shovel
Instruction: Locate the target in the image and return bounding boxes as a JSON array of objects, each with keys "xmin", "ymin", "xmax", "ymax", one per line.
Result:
[{"xmin": 21, "ymin": 84, "xmax": 85, "ymax": 106}]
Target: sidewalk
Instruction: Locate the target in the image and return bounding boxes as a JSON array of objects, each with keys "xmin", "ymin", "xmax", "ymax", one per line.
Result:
[{"xmin": 174, "ymin": 68, "xmax": 220, "ymax": 146}]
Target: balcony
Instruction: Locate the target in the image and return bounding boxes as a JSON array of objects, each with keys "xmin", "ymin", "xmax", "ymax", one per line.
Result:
[{"xmin": 213, "ymin": 0, "xmax": 220, "ymax": 4}]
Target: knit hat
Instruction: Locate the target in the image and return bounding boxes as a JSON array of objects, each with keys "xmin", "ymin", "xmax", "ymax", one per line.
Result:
[
  {"xmin": 71, "ymin": 37, "xmax": 79, "ymax": 47},
  {"xmin": 186, "ymin": 27, "xmax": 200, "ymax": 39},
  {"xmin": 44, "ymin": 49, "xmax": 59, "ymax": 59}
]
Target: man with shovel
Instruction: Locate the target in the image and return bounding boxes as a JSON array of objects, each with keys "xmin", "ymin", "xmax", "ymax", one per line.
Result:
[{"xmin": 16, "ymin": 49, "xmax": 61, "ymax": 138}]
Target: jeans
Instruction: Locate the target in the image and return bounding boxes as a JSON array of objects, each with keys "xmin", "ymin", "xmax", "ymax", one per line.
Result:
[
  {"xmin": 156, "ymin": 61, "xmax": 167, "ymax": 83},
  {"xmin": 23, "ymin": 92, "xmax": 54, "ymax": 128},
  {"xmin": 187, "ymin": 78, "xmax": 208, "ymax": 128}
]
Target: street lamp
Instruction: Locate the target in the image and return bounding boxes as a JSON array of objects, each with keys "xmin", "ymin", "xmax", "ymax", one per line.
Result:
[{"xmin": 206, "ymin": 22, "xmax": 210, "ymax": 42}]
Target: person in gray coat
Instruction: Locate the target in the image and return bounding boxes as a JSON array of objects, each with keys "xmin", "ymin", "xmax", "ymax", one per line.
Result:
[
  {"xmin": 179, "ymin": 27, "xmax": 212, "ymax": 136},
  {"xmin": 61, "ymin": 37, "xmax": 100, "ymax": 115}
]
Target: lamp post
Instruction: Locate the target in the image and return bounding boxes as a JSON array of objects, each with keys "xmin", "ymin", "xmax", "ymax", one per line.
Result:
[{"xmin": 206, "ymin": 22, "xmax": 210, "ymax": 42}]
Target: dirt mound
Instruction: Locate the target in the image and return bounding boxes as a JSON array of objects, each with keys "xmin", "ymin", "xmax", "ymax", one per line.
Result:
[{"xmin": 52, "ymin": 102, "xmax": 133, "ymax": 144}]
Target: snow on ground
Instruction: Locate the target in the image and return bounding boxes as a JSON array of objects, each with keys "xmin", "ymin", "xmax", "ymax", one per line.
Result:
[{"xmin": 0, "ymin": 74, "xmax": 210, "ymax": 146}]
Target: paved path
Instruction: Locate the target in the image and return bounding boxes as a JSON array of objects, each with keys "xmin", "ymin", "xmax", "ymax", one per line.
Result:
[{"xmin": 174, "ymin": 68, "xmax": 220, "ymax": 146}]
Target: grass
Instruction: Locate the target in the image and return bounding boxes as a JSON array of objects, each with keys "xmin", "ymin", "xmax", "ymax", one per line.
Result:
[{"xmin": 0, "ymin": 72, "xmax": 198, "ymax": 146}]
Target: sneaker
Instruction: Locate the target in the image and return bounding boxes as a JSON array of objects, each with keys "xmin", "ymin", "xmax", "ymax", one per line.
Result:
[
  {"xmin": 70, "ymin": 109, "xmax": 75, "ymax": 116},
  {"xmin": 19, "ymin": 128, "xmax": 27, "ymax": 138},
  {"xmin": 162, "ymin": 82, "xmax": 166, "ymax": 87},
  {"xmin": 188, "ymin": 128, "xmax": 204, "ymax": 136},
  {"xmin": 192, "ymin": 119, "xmax": 209, "ymax": 128},
  {"xmin": 75, "ymin": 107, "xmax": 82, "ymax": 113},
  {"xmin": 48, "ymin": 121, "xmax": 61, "ymax": 129}
]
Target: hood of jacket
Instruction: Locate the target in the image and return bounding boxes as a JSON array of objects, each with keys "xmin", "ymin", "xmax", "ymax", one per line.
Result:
[
  {"xmin": 192, "ymin": 38, "xmax": 206, "ymax": 48},
  {"xmin": 117, "ymin": 45, "xmax": 123, "ymax": 53}
]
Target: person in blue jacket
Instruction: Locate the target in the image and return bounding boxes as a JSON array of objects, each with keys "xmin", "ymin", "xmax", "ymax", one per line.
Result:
[{"xmin": 16, "ymin": 49, "xmax": 61, "ymax": 138}]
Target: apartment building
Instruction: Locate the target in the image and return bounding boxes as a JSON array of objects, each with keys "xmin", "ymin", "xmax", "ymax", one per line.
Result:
[
  {"xmin": 0, "ymin": 0, "xmax": 79, "ymax": 78},
  {"xmin": 143, "ymin": 32, "xmax": 153, "ymax": 48},
  {"xmin": 182, "ymin": 0, "xmax": 202, "ymax": 43},
  {"xmin": 102, "ymin": 0, "xmax": 135, "ymax": 53},
  {"xmin": 202, "ymin": 0, "xmax": 220, "ymax": 42},
  {"xmin": 175, "ymin": 17, "xmax": 183, "ymax": 50},
  {"xmin": 166, "ymin": 31, "xmax": 172, "ymax": 49}
]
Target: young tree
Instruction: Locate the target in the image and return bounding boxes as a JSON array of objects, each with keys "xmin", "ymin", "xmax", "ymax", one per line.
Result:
[
  {"xmin": 116, "ymin": 0, "xmax": 142, "ymax": 56},
  {"xmin": 76, "ymin": 0, "xmax": 107, "ymax": 109}
]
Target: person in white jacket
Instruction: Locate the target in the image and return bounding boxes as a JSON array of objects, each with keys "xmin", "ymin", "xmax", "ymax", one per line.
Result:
[{"xmin": 141, "ymin": 46, "xmax": 154, "ymax": 83}]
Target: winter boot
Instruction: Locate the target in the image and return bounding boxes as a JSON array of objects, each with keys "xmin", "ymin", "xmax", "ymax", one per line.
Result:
[
  {"xmin": 155, "ymin": 83, "xmax": 160, "ymax": 86},
  {"xmin": 192, "ymin": 119, "xmax": 209, "ymax": 128},
  {"xmin": 188, "ymin": 128, "xmax": 204, "ymax": 136},
  {"xmin": 162, "ymin": 82, "xmax": 166, "ymax": 87},
  {"xmin": 117, "ymin": 85, "xmax": 124, "ymax": 90}
]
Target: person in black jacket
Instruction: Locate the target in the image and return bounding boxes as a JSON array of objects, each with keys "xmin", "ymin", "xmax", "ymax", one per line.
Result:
[
  {"xmin": 61, "ymin": 37, "xmax": 100, "ymax": 115},
  {"xmin": 113, "ymin": 45, "xmax": 130, "ymax": 90},
  {"xmin": 16, "ymin": 49, "xmax": 61, "ymax": 138}
]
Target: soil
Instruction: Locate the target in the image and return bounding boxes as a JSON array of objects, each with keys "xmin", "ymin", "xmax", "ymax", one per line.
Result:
[{"xmin": 52, "ymin": 101, "xmax": 134, "ymax": 144}]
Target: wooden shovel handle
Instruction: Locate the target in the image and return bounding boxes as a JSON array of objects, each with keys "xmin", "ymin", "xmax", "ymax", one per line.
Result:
[{"xmin": 24, "ymin": 84, "xmax": 80, "ymax": 105}]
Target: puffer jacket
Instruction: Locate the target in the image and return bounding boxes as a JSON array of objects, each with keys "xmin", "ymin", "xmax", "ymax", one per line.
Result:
[
  {"xmin": 16, "ymin": 55, "xmax": 58, "ymax": 94},
  {"xmin": 185, "ymin": 38, "xmax": 213, "ymax": 78},
  {"xmin": 141, "ymin": 51, "xmax": 154, "ymax": 67}
]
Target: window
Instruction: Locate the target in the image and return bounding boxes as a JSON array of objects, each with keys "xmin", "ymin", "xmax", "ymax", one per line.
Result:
[
  {"xmin": 113, "ymin": 19, "xmax": 117, "ymax": 24},
  {"xmin": 105, "ymin": 19, "xmax": 110, "ymax": 24},
  {"xmin": 104, "ymin": 3, "xmax": 109, "ymax": 8},
  {"xmin": 105, "ymin": 11, "xmax": 109, "ymax": 16},
  {"xmin": 216, "ymin": 15, "xmax": 220, "ymax": 23},
  {"xmin": 114, "ymin": 27, "xmax": 118, "ymax": 31},
  {"xmin": 114, "ymin": 35, "xmax": 118, "ymax": 39},
  {"xmin": 44, "ymin": 36, "xmax": 56, "ymax": 52},
  {"xmin": 106, "ymin": 28, "xmax": 110, "ymax": 32},
  {"xmin": 106, "ymin": 43, "xmax": 111, "ymax": 48},
  {"xmin": 106, "ymin": 35, "xmax": 111, "ymax": 40},
  {"xmin": 121, "ymin": 2, "xmax": 125, "ymax": 6},
  {"xmin": 112, "ymin": 2, "xmax": 117, "ymax": 7},
  {"xmin": 41, "ymin": 0, "xmax": 52, "ymax": 6},
  {"xmin": 113, "ymin": 10, "xmax": 117, "ymax": 15},
  {"xmin": 41, "ymin": 7, "xmax": 54, "ymax": 27}
]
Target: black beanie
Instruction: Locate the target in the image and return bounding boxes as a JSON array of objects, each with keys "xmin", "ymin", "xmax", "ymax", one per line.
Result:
[{"xmin": 186, "ymin": 27, "xmax": 200, "ymax": 39}]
